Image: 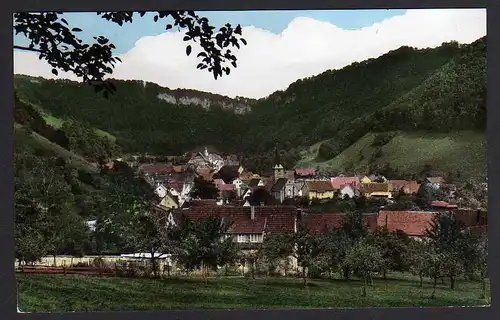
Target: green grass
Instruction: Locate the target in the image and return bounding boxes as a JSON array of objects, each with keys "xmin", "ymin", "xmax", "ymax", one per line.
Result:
[
  {"xmin": 17, "ymin": 274, "xmax": 489, "ymax": 312},
  {"xmin": 297, "ymin": 131, "xmax": 486, "ymax": 182},
  {"xmin": 14, "ymin": 125, "xmax": 98, "ymax": 173}
]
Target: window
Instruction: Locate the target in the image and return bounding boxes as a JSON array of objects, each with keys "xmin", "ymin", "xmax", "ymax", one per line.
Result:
[
  {"xmin": 237, "ymin": 234, "xmax": 249, "ymax": 243},
  {"xmin": 249, "ymin": 234, "xmax": 262, "ymax": 243}
]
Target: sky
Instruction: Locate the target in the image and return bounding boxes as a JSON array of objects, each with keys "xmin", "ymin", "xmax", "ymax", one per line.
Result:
[{"xmin": 14, "ymin": 9, "xmax": 486, "ymax": 99}]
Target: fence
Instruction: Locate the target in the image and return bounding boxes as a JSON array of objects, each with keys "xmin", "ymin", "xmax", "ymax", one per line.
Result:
[{"xmin": 16, "ymin": 265, "xmax": 115, "ymax": 276}]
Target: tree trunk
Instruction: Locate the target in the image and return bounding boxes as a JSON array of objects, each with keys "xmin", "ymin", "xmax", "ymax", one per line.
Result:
[
  {"xmin": 251, "ymin": 261, "xmax": 256, "ymax": 280},
  {"xmin": 343, "ymin": 267, "xmax": 350, "ymax": 280},
  {"xmin": 431, "ymin": 277, "xmax": 437, "ymax": 299},
  {"xmin": 383, "ymin": 269, "xmax": 387, "ymax": 281},
  {"xmin": 363, "ymin": 276, "xmax": 367, "ymax": 297},
  {"xmin": 450, "ymin": 275, "xmax": 455, "ymax": 290},
  {"xmin": 369, "ymin": 273, "xmax": 374, "ymax": 286},
  {"xmin": 53, "ymin": 254, "xmax": 57, "ymax": 267},
  {"xmin": 419, "ymin": 274, "xmax": 423, "ymax": 288},
  {"xmin": 225, "ymin": 264, "xmax": 228, "ymax": 277},
  {"xmin": 302, "ymin": 267, "xmax": 307, "ymax": 287}
]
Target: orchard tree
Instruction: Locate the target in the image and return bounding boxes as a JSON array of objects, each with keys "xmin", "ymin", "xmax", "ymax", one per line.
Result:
[
  {"xmin": 405, "ymin": 239, "xmax": 431, "ymax": 287},
  {"xmin": 293, "ymin": 224, "xmax": 322, "ymax": 286},
  {"xmin": 425, "ymin": 211, "xmax": 479, "ymax": 290},
  {"xmin": 343, "ymin": 239, "xmax": 383, "ymax": 297},
  {"xmin": 175, "ymin": 217, "xmax": 236, "ymax": 283},
  {"xmin": 261, "ymin": 232, "xmax": 294, "ymax": 277},
  {"xmin": 14, "ymin": 11, "xmax": 247, "ymax": 96}
]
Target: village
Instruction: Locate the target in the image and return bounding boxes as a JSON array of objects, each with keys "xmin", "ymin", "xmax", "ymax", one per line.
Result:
[{"xmin": 115, "ymin": 146, "xmax": 488, "ymax": 261}]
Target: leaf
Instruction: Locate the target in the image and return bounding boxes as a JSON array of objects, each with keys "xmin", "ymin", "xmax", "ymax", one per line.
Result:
[
  {"xmin": 186, "ymin": 45, "xmax": 192, "ymax": 56},
  {"xmin": 61, "ymin": 18, "xmax": 68, "ymax": 25},
  {"xmin": 231, "ymin": 61, "xmax": 237, "ymax": 68},
  {"xmin": 154, "ymin": 15, "xmax": 159, "ymax": 22},
  {"xmin": 72, "ymin": 28, "xmax": 82, "ymax": 32},
  {"xmin": 241, "ymin": 38, "xmax": 247, "ymax": 46},
  {"xmin": 51, "ymin": 69, "xmax": 58, "ymax": 76},
  {"xmin": 197, "ymin": 52, "xmax": 207, "ymax": 58},
  {"xmin": 183, "ymin": 36, "xmax": 191, "ymax": 41},
  {"xmin": 166, "ymin": 24, "xmax": 172, "ymax": 30}
]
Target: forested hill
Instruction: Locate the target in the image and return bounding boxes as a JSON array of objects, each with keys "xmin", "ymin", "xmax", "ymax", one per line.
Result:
[{"xmin": 14, "ymin": 36, "xmax": 486, "ymax": 174}]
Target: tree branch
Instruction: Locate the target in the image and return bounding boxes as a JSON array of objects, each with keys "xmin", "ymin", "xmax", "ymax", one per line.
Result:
[{"xmin": 14, "ymin": 45, "xmax": 43, "ymax": 53}]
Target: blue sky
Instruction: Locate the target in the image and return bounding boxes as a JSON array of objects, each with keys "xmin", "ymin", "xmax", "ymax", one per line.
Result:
[{"xmin": 14, "ymin": 10, "xmax": 407, "ymax": 54}]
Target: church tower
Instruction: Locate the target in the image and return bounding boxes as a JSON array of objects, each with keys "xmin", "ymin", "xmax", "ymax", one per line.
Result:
[{"xmin": 272, "ymin": 147, "xmax": 285, "ymax": 181}]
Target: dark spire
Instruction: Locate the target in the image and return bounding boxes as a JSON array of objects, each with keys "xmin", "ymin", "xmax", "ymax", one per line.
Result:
[{"xmin": 273, "ymin": 146, "xmax": 281, "ymax": 166}]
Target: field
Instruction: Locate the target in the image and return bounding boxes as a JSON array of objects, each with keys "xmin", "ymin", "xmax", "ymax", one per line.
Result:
[
  {"xmin": 297, "ymin": 131, "xmax": 486, "ymax": 183},
  {"xmin": 17, "ymin": 274, "xmax": 489, "ymax": 312}
]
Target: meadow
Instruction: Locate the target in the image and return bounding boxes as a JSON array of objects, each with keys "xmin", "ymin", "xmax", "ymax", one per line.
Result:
[{"xmin": 17, "ymin": 273, "xmax": 490, "ymax": 312}]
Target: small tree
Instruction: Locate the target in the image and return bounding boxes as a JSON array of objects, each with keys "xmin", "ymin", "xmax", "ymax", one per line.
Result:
[
  {"xmin": 190, "ymin": 177, "xmax": 219, "ymax": 199},
  {"xmin": 425, "ymin": 211, "xmax": 477, "ymax": 290},
  {"xmin": 405, "ymin": 239, "xmax": 431, "ymax": 287},
  {"xmin": 175, "ymin": 217, "xmax": 236, "ymax": 283},
  {"xmin": 294, "ymin": 224, "xmax": 321, "ymax": 286},
  {"xmin": 343, "ymin": 239, "xmax": 383, "ymax": 297},
  {"xmin": 261, "ymin": 232, "xmax": 294, "ymax": 277}
]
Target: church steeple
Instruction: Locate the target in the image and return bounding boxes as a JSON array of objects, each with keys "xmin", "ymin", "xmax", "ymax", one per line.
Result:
[
  {"xmin": 272, "ymin": 146, "xmax": 285, "ymax": 180},
  {"xmin": 273, "ymin": 146, "xmax": 281, "ymax": 167}
]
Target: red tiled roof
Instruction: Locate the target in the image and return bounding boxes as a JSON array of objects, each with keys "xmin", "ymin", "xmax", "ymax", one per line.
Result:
[
  {"xmin": 295, "ymin": 168, "xmax": 317, "ymax": 177},
  {"xmin": 219, "ymin": 184, "xmax": 236, "ymax": 191},
  {"xmin": 177, "ymin": 205, "xmax": 298, "ymax": 234},
  {"xmin": 455, "ymin": 209, "xmax": 487, "ymax": 226},
  {"xmin": 214, "ymin": 179, "xmax": 225, "ymax": 186},
  {"xmin": 430, "ymin": 201, "xmax": 458, "ymax": 209},
  {"xmin": 303, "ymin": 213, "xmax": 345, "ymax": 235},
  {"xmin": 331, "ymin": 177, "xmax": 361, "ymax": 189},
  {"xmin": 377, "ymin": 210, "xmax": 437, "ymax": 236},
  {"xmin": 307, "ymin": 180, "xmax": 335, "ymax": 193},
  {"xmin": 361, "ymin": 183, "xmax": 390, "ymax": 193},
  {"xmin": 187, "ymin": 199, "xmax": 218, "ymax": 207}
]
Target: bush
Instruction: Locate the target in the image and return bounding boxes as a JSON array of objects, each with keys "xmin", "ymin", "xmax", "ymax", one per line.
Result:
[{"xmin": 372, "ymin": 132, "xmax": 396, "ymax": 147}]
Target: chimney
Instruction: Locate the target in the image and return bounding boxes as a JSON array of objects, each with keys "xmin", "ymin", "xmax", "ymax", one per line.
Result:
[{"xmin": 250, "ymin": 206, "xmax": 255, "ymax": 220}]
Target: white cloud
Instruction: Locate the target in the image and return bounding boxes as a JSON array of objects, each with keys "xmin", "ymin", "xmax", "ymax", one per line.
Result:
[{"xmin": 14, "ymin": 9, "xmax": 486, "ymax": 99}]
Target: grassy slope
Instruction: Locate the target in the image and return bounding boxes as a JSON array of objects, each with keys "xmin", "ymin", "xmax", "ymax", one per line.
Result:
[
  {"xmin": 14, "ymin": 124, "xmax": 98, "ymax": 173},
  {"xmin": 19, "ymin": 98, "xmax": 117, "ymax": 142},
  {"xmin": 296, "ymin": 131, "xmax": 486, "ymax": 182},
  {"xmin": 17, "ymin": 274, "xmax": 489, "ymax": 311}
]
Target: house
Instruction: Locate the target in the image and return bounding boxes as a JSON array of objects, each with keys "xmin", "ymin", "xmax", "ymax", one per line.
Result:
[
  {"xmin": 388, "ymin": 180, "xmax": 420, "ymax": 196},
  {"xmin": 331, "ymin": 177, "xmax": 361, "ymax": 190},
  {"xmin": 361, "ymin": 183, "xmax": 392, "ymax": 198},
  {"xmin": 292, "ymin": 181, "xmax": 307, "ymax": 198},
  {"xmin": 153, "ymin": 183, "xmax": 169, "ymax": 199},
  {"xmin": 218, "ymin": 184, "xmax": 237, "ymax": 201},
  {"xmin": 305, "ymin": 180, "xmax": 335, "ymax": 200},
  {"xmin": 159, "ymin": 193, "xmax": 179, "ymax": 209},
  {"xmin": 232, "ymin": 178, "xmax": 247, "ymax": 197},
  {"xmin": 295, "ymin": 168, "xmax": 316, "ymax": 179},
  {"xmin": 377, "ymin": 210, "xmax": 438, "ymax": 239},
  {"xmin": 283, "ymin": 179, "xmax": 303, "ymax": 199},
  {"xmin": 270, "ymin": 178, "xmax": 288, "ymax": 203},
  {"xmin": 338, "ymin": 184, "xmax": 361, "ymax": 199},
  {"xmin": 424, "ymin": 177, "xmax": 445, "ymax": 189}
]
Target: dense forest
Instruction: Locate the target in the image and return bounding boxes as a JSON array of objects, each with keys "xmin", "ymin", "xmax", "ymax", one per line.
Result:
[{"xmin": 14, "ymin": 36, "xmax": 486, "ymax": 175}]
